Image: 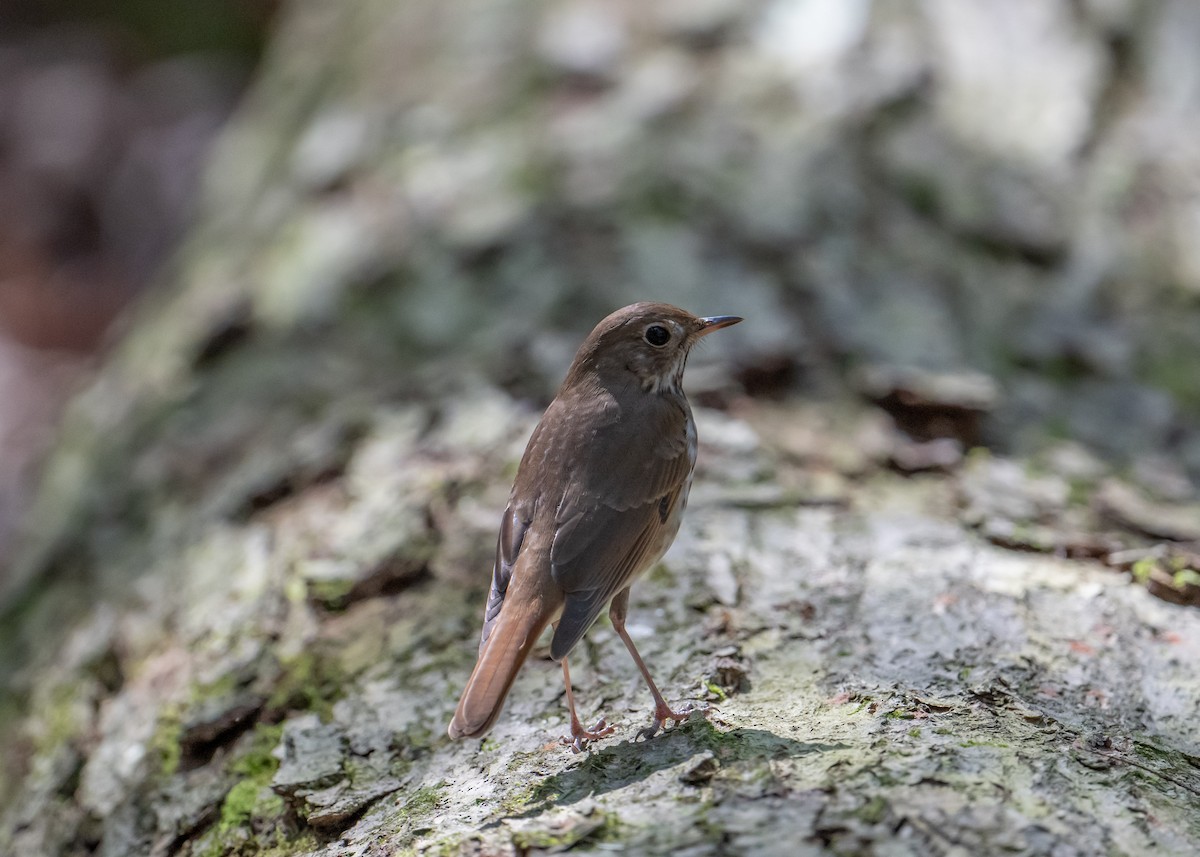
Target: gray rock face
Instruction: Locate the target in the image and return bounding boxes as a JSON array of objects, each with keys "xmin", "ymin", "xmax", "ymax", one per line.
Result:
[
  {"xmin": 2, "ymin": 1, "xmax": 1200, "ymax": 855},
  {"xmin": 2, "ymin": 381, "xmax": 1198, "ymax": 855},
  {"xmin": 272, "ymin": 715, "xmax": 347, "ymax": 795}
]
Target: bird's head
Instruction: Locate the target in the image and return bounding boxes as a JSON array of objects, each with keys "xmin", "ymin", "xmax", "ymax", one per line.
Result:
[{"xmin": 564, "ymin": 302, "xmax": 742, "ymax": 394}]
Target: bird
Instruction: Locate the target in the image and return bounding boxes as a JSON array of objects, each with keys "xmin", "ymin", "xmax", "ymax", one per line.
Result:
[{"xmin": 447, "ymin": 302, "xmax": 742, "ymax": 750}]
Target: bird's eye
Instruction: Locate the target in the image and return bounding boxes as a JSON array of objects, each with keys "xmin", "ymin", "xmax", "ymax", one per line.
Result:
[{"xmin": 644, "ymin": 325, "xmax": 670, "ymax": 346}]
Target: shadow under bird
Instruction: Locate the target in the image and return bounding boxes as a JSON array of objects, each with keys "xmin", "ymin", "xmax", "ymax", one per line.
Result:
[{"xmin": 447, "ymin": 302, "xmax": 742, "ymax": 750}]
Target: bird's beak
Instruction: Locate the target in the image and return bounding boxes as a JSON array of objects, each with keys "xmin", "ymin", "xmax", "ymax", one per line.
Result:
[{"xmin": 695, "ymin": 315, "xmax": 743, "ymax": 337}]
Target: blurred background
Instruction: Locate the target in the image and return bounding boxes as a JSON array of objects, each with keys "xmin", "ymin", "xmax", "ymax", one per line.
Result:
[
  {"xmin": 0, "ymin": 0, "xmax": 276, "ymax": 561},
  {"xmin": 3, "ymin": 0, "xmax": 1200, "ymax": 571}
]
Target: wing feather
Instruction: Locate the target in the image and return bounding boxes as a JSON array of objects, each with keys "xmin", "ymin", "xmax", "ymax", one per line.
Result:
[
  {"xmin": 549, "ymin": 495, "xmax": 672, "ymax": 659},
  {"xmin": 477, "ymin": 501, "xmax": 533, "ymax": 652}
]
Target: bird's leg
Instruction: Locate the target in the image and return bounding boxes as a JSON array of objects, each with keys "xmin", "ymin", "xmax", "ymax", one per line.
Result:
[
  {"xmin": 610, "ymin": 588, "xmax": 704, "ymax": 739},
  {"xmin": 559, "ymin": 654, "xmax": 615, "ymax": 753}
]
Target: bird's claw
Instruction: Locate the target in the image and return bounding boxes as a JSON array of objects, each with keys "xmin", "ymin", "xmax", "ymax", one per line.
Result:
[
  {"xmin": 561, "ymin": 717, "xmax": 615, "ymax": 753},
  {"xmin": 637, "ymin": 702, "xmax": 711, "ymax": 740}
]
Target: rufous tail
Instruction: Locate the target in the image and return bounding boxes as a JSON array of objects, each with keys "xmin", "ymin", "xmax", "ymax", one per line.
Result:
[{"xmin": 447, "ymin": 604, "xmax": 550, "ymax": 739}]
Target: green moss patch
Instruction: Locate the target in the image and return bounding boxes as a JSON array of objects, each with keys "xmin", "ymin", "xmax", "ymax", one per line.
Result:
[{"xmin": 266, "ymin": 651, "xmax": 346, "ymax": 720}]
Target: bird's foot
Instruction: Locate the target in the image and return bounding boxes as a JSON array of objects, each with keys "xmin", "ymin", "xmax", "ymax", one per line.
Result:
[
  {"xmin": 637, "ymin": 702, "xmax": 711, "ymax": 741},
  {"xmin": 561, "ymin": 717, "xmax": 616, "ymax": 753}
]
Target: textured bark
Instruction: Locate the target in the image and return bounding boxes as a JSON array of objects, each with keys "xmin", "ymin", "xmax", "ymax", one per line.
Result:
[{"xmin": 2, "ymin": 379, "xmax": 1198, "ymax": 856}]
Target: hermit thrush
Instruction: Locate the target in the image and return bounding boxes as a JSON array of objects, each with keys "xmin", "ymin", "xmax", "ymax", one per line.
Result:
[{"xmin": 447, "ymin": 302, "xmax": 742, "ymax": 749}]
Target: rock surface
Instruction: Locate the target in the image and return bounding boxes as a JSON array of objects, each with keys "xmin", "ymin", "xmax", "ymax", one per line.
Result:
[
  {"xmin": 2, "ymin": 386, "xmax": 1199, "ymax": 856},
  {"xmin": 3, "ymin": 1, "xmax": 1200, "ymax": 855}
]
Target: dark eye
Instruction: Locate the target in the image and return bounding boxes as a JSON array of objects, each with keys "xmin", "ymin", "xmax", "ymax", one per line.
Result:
[{"xmin": 644, "ymin": 325, "xmax": 670, "ymax": 346}]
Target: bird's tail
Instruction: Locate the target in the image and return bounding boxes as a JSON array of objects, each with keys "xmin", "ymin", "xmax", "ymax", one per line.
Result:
[{"xmin": 447, "ymin": 602, "xmax": 551, "ymax": 739}]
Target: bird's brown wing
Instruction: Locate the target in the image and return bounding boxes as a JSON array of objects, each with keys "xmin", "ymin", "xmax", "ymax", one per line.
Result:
[
  {"xmin": 548, "ymin": 487, "xmax": 683, "ymax": 660},
  {"xmin": 548, "ymin": 394, "xmax": 693, "ymax": 660}
]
